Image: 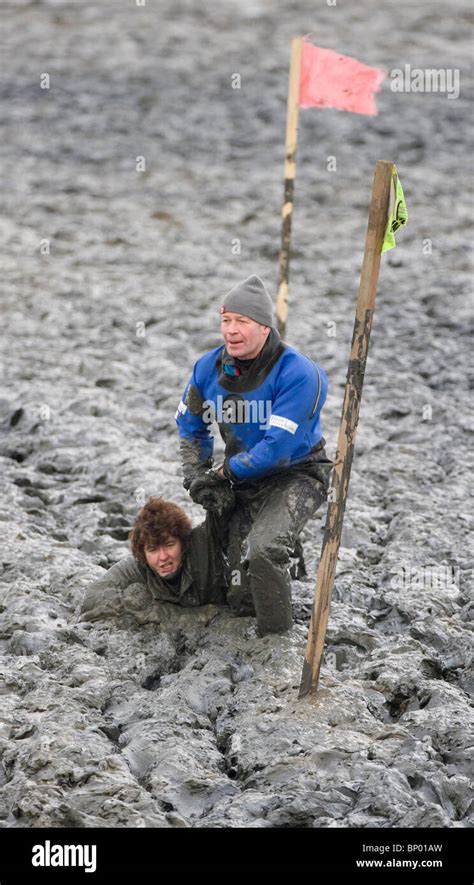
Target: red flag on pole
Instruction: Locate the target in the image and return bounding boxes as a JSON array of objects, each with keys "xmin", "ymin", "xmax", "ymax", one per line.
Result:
[{"xmin": 299, "ymin": 41, "xmax": 386, "ymax": 116}]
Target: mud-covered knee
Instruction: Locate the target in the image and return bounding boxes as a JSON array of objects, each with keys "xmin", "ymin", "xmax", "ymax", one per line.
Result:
[{"xmin": 248, "ymin": 535, "xmax": 291, "ymax": 566}]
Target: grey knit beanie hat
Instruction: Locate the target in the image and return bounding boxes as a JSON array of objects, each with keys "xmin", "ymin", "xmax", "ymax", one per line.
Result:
[{"xmin": 220, "ymin": 275, "xmax": 274, "ymax": 327}]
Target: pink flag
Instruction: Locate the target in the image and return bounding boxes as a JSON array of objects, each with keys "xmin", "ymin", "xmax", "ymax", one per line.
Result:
[{"xmin": 299, "ymin": 42, "xmax": 386, "ymax": 116}]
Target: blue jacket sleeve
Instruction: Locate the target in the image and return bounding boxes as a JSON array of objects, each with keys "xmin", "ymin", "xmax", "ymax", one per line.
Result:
[
  {"xmin": 227, "ymin": 361, "xmax": 328, "ymax": 482},
  {"xmin": 176, "ymin": 361, "xmax": 214, "ymax": 478}
]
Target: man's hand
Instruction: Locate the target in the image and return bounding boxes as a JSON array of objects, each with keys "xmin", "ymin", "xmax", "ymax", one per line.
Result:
[{"xmin": 188, "ymin": 470, "xmax": 235, "ymax": 514}]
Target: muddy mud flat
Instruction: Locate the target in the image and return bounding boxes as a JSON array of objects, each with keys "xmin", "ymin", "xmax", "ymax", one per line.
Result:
[{"xmin": 0, "ymin": 0, "xmax": 472, "ymax": 828}]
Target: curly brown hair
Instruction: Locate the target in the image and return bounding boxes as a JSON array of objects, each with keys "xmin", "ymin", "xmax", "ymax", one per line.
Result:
[{"xmin": 129, "ymin": 497, "xmax": 193, "ymax": 564}]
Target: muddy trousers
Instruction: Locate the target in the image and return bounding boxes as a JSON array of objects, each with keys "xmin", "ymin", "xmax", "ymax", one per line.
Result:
[{"xmin": 225, "ymin": 448, "xmax": 332, "ymax": 634}]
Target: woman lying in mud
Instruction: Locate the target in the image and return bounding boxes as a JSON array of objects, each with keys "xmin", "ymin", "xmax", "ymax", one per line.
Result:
[{"xmin": 80, "ymin": 497, "xmax": 229, "ymax": 622}]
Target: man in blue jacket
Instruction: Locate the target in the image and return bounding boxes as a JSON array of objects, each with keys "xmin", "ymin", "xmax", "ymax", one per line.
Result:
[{"xmin": 176, "ymin": 274, "xmax": 333, "ymax": 634}]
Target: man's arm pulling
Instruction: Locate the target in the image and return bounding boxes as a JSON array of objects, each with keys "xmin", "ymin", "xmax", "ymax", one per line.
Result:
[{"xmin": 176, "ymin": 364, "xmax": 214, "ymax": 489}]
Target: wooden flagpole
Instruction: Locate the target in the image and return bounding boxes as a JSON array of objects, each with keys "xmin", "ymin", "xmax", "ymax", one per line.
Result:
[
  {"xmin": 299, "ymin": 159, "xmax": 394, "ymax": 698},
  {"xmin": 276, "ymin": 37, "xmax": 303, "ymax": 339}
]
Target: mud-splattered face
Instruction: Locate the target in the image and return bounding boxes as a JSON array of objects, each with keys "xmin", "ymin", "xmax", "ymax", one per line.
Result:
[
  {"xmin": 145, "ymin": 536, "xmax": 183, "ymax": 578},
  {"xmin": 220, "ymin": 311, "xmax": 270, "ymax": 360}
]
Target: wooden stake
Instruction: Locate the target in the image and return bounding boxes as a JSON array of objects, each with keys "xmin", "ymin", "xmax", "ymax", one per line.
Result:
[
  {"xmin": 276, "ymin": 37, "xmax": 303, "ymax": 339},
  {"xmin": 299, "ymin": 159, "xmax": 394, "ymax": 698}
]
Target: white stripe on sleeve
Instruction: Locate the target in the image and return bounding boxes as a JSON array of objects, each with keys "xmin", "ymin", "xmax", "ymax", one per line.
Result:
[
  {"xmin": 269, "ymin": 414, "xmax": 298, "ymax": 434},
  {"xmin": 175, "ymin": 400, "xmax": 188, "ymax": 419}
]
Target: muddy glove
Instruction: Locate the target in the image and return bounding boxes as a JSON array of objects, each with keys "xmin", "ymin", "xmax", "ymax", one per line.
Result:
[{"xmin": 188, "ymin": 470, "xmax": 235, "ymax": 515}]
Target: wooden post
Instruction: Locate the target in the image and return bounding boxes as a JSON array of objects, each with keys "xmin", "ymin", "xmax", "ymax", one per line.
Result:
[
  {"xmin": 276, "ymin": 37, "xmax": 303, "ymax": 339},
  {"xmin": 298, "ymin": 159, "xmax": 394, "ymax": 698}
]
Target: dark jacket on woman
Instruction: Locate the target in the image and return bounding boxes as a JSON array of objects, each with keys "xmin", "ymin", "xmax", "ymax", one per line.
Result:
[{"xmin": 80, "ymin": 513, "xmax": 226, "ymax": 622}]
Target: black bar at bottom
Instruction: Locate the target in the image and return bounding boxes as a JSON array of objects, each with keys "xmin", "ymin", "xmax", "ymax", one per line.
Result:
[{"xmin": 0, "ymin": 826, "xmax": 471, "ymax": 880}]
